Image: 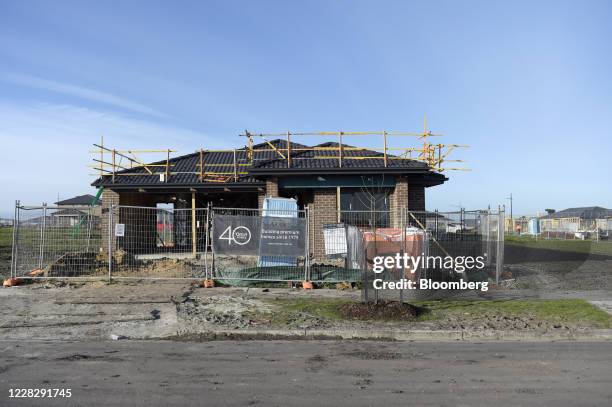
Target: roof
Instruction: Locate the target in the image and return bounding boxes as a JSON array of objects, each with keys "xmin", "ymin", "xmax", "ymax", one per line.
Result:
[
  {"xmin": 540, "ymin": 206, "xmax": 612, "ymax": 220},
  {"xmin": 55, "ymin": 194, "xmax": 99, "ymax": 206},
  {"xmin": 92, "ymin": 139, "xmax": 445, "ymax": 189},
  {"xmin": 251, "ymin": 141, "xmax": 429, "ymax": 171},
  {"xmin": 50, "ymin": 208, "xmax": 87, "ymax": 217}
]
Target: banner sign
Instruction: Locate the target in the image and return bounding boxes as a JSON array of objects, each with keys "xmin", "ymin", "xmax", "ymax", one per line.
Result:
[
  {"xmin": 213, "ymin": 215, "xmax": 261, "ymax": 255},
  {"xmin": 259, "ymin": 216, "xmax": 306, "ymax": 257},
  {"xmin": 213, "ymin": 214, "xmax": 306, "ymax": 257}
]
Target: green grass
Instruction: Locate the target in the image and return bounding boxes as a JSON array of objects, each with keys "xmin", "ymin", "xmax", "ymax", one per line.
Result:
[
  {"xmin": 412, "ymin": 299, "xmax": 612, "ymax": 328},
  {"xmin": 259, "ymin": 297, "xmax": 612, "ymax": 328},
  {"xmin": 0, "ymin": 227, "xmax": 12, "ymax": 246},
  {"xmin": 506, "ymin": 235, "xmax": 612, "ymax": 256},
  {"xmin": 0, "ymin": 227, "xmax": 13, "ymax": 278},
  {"xmin": 257, "ymin": 298, "xmax": 350, "ymax": 325}
]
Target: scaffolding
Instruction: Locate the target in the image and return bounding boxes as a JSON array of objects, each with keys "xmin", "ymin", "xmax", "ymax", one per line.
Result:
[{"xmin": 91, "ymin": 126, "xmax": 468, "ymax": 183}]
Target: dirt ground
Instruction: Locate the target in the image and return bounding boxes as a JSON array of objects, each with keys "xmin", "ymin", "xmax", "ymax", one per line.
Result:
[
  {"xmin": 503, "ymin": 259, "xmax": 612, "ymax": 290},
  {"xmin": 1, "ymin": 280, "xmax": 610, "ymax": 342}
]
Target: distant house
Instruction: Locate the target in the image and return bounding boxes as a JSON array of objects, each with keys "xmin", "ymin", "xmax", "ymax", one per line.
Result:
[
  {"xmin": 55, "ymin": 194, "xmax": 100, "ymax": 208},
  {"xmin": 55, "ymin": 194, "xmax": 101, "ymax": 218},
  {"xmin": 21, "ymin": 194, "xmax": 102, "ymax": 228},
  {"xmin": 539, "ymin": 206, "xmax": 612, "ymax": 234}
]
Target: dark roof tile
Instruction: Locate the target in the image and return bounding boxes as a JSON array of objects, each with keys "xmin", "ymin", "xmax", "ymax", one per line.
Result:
[{"xmin": 93, "ymin": 139, "xmax": 433, "ymax": 187}]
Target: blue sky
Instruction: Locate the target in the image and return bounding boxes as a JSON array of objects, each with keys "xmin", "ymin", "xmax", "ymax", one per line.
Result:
[{"xmin": 0, "ymin": 0, "xmax": 610, "ymax": 217}]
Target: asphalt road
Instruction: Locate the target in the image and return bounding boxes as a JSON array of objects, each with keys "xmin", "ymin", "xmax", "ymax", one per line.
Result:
[{"xmin": 1, "ymin": 340, "xmax": 611, "ymax": 406}]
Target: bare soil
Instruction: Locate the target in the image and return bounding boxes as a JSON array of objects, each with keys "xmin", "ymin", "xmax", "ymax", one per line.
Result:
[
  {"xmin": 338, "ymin": 300, "xmax": 421, "ymax": 321},
  {"xmin": 504, "ymin": 259, "xmax": 612, "ymax": 290}
]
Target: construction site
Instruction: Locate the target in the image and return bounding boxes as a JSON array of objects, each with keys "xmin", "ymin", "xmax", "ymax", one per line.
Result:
[{"xmin": 6, "ymin": 126, "xmax": 508, "ymax": 292}]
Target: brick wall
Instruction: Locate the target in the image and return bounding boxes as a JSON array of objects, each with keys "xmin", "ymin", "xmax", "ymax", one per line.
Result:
[
  {"xmin": 265, "ymin": 178, "xmax": 279, "ymax": 198},
  {"xmin": 257, "ymin": 191, "xmax": 265, "ymax": 209},
  {"xmin": 389, "ymin": 177, "xmax": 408, "ymax": 227},
  {"xmin": 309, "ymin": 188, "xmax": 337, "ymax": 260},
  {"xmin": 258, "ymin": 178, "xmax": 279, "ymax": 209}
]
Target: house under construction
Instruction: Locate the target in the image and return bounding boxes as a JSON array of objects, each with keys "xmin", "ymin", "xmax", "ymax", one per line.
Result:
[{"xmin": 91, "ymin": 130, "xmax": 466, "ymax": 259}]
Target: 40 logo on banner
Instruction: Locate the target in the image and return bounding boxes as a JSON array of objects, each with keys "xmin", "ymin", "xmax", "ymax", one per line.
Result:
[
  {"xmin": 212, "ymin": 215, "xmax": 260, "ymax": 255},
  {"xmin": 219, "ymin": 225, "xmax": 252, "ymax": 245}
]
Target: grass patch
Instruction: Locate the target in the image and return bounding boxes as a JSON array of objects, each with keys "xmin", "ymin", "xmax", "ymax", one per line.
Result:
[
  {"xmin": 257, "ymin": 298, "xmax": 350, "ymax": 325},
  {"xmin": 413, "ymin": 298, "xmax": 612, "ymax": 328},
  {"xmin": 260, "ymin": 297, "xmax": 612, "ymax": 328},
  {"xmin": 0, "ymin": 227, "xmax": 12, "ymax": 279},
  {"xmin": 0, "ymin": 227, "xmax": 12, "ymax": 246},
  {"xmin": 506, "ymin": 235, "xmax": 612, "ymax": 256}
]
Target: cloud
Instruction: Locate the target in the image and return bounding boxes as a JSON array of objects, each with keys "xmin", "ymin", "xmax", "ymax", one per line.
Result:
[
  {"xmin": 0, "ymin": 73, "xmax": 170, "ymax": 119},
  {"xmin": 0, "ymin": 103, "xmax": 219, "ymax": 216}
]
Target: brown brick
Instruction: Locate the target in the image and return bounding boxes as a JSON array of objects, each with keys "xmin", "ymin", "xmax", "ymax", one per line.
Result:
[
  {"xmin": 265, "ymin": 178, "xmax": 279, "ymax": 198},
  {"xmin": 389, "ymin": 177, "xmax": 408, "ymax": 227},
  {"xmin": 308, "ymin": 189, "xmax": 338, "ymax": 260}
]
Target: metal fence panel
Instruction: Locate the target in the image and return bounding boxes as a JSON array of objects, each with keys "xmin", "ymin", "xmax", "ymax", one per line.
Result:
[
  {"xmin": 362, "ymin": 209, "xmax": 505, "ymax": 303},
  {"xmin": 211, "ymin": 208, "xmax": 308, "ymax": 283},
  {"xmin": 10, "ymin": 201, "xmax": 505, "ymax": 289},
  {"xmin": 109, "ymin": 206, "xmax": 209, "ymax": 279},
  {"xmin": 308, "ymin": 209, "xmax": 407, "ymax": 283},
  {"xmin": 12, "ymin": 203, "xmax": 104, "ymax": 279}
]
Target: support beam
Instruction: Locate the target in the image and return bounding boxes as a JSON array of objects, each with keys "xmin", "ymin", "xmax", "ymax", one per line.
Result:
[
  {"xmin": 165, "ymin": 149, "xmax": 170, "ymax": 182},
  {"xmin": 383, "ymin": 131, "xmax": 388, "ymax": 167},
  {"xmin": 286, "ymin": 131, "xmax": 292, "ymax": 168}
]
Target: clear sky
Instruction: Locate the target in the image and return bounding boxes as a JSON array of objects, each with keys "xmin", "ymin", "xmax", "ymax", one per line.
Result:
[{"xmin": 0, "ymin": 0, "xmax": 610, "ymax": 217}]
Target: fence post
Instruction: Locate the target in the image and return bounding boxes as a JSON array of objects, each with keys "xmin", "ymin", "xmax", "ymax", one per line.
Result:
[
  {"xmin": 486, "ymin": 206, "xmax": 492, "ymax": 267},
  {"xmin": 210, "ymin": 207, "xmax": 215, "ymax": 279},
  {"xmin": 204, "ymin": 205, "xmax": 210, "ymax": 279},
  {"xmin": 496, "ymin": 206, "xmax": 505, "ymax": 285},
  {"xmin": 108, "ymin": 204, "xmax": 113, "ymax": 283},
  {"xmin": 38, "ymin": 203, "xmax": 47, "ymax": 269},
  {"xmin": 399, "ymin": 207, "xmax": 405, "ymax": 303},
  {"xmin": 86, "ymin": 207, "xmax": 92, "ymax": 252},
  {"xmin": 10, "ymin": 200, "xmax": 19, "ymax": 279},
  {"xmin": 305, "ymin": 206, "xmax": 310, "ymax": 282}
]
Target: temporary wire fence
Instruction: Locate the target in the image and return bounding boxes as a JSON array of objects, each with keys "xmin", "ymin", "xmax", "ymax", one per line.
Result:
[
  {"xmin": 506, "ymin": 216, "xmax": 612, "ymax": 241},
  {"xmin": 9, "ymin": 202, "xmax": 505, "ymax": 289},
  {"xmin": 210, "ymin": 207, "xmax": 308, "ymax": 284},
  {"xmin": 11, "ymin": 203, "xmax": 103, "ymax": 279},
  {"xmin": 362, "ymin": 209, "xmax": 505, "ymax": 303},
  {"xmin": 109, "ymin": 205, "xmax": 210, "ymax": 280}
]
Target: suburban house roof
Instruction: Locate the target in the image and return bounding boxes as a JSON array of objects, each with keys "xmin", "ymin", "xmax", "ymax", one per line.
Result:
[
  {"xmin": 250, "ymin": 141, "xmax": 429, "ymax": 172},
  {"xmin": 540, "ymin": 206, "xmax": 612, "ymax": 220},
  {"xmin": 92, "ymin": 139, "xmax": 447, "ymax": 189},
  {"xmin": 51, "ymin": 208, "xmax": 87, "ymax": 217},
  {"xmin": 55, "ymin": 194, "xmax": 99, "ymax": 206}
]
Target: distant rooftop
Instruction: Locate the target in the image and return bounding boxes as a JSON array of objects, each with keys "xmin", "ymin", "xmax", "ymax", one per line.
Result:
[
  {"xmin": 55, "ymin": 194, "xmax": 99, "ymax": 206},
  {"xmin": 540, "ymin": 206, "xmax": 612, "ymax": 220}
]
